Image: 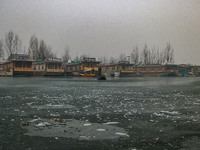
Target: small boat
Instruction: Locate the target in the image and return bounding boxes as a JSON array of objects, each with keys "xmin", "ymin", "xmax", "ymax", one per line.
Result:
[
  {"xmin": 97, "ymin": 66, "xmax": 106, "ymax": 80},
  {"xmin": 80, "ymin": 68, "xmax": 96, "ymax": 77},
  {"xmin": 80, "ymin": 73, "xmax": 96, "ymax": 77},
  {"xmin": 97, "ymin": 75, "xmax": 106, "ymax": 80}
]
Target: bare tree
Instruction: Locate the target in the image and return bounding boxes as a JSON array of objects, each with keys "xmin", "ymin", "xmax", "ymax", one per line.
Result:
[
  {"xmin": 62, "ymin": 46, "xmax": 70, "ymax": 62},
  {"xmin": 0, "ymin": 40, "xmax": 4, "ymax": 60},
  {"xmin": 109, "ymin": 56, "xmax": 117, "ymax": 64},
  {"xmin": 4, "ymin": 31, "xmax": 22, "ymax": 56},
  {"xmin": 131, "ymin": 46, "xmax": 139, "ymax": 64},
  {"xmin": 141, "ymin": 44, "xmax": 149, "ymax": 65},
  {"xmin": 80, "ymin": 54, "xmax": 88, "ymax": 61},
  {"xmin": 13, "ymin": 34, "xmax": 22, "ymax": 54},
  {"xmin": 46, "ymin": 46, "xmax": 56, "ymax": 58},
  {"xmin": 38, "ymin": 40, "xmax": 55, "ymax": 60},
  {"xmin": 164, "ymin": 42, "xmax": 174, "ymax": 64},
  {"xmin": 102, "ymin": 56, "xmax": 108, "ymax": 64},
  {"xmin": 28, "ymin": 35, "xmax": 39, "ymax": 60},
  {"xmin": 28, "ymin": 36, "xmax": 55, "ymax": 61},
  {"xmin": 119, "ymin": 53, "xmax": 126, "ymax": 62},
  {"xmin": 149, "ymin": 48, "xmax": 158, "ymax": 65}
]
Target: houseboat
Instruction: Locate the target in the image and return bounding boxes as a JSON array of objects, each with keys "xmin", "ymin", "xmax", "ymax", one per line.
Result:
[
  {"xmin": 0, "ymin": 54, "xmax": 34, "ymax": 76},
  {"xmin": 64, "ymin": 57, "xmax": 100, "ymax": 77},
  {"xmin": 132, "ymin": 64, "xmax": 179, "ymax": 77},
  {"xmin": 165, "ymin": 64, "xmax": 194, "ymax": 77},
  {"xmin": 101, "ymin": 61, "xmax": 134, "ymax": 77},
  {"xmin": 34, "ymin": 58, "xmax": 64, "ymax": 76}
]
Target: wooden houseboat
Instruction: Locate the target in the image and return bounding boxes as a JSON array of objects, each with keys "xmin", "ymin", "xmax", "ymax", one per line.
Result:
[
  {"xmin": 132, "ymin": 64, "xmax": 179, "ymax": 77},
  {"xmin": 34, "ymin": 58, "xmax": 64, "ymax": 76},
  {"xmin": 64, "ymin": 57, "xmax": 100, "ymax": 77},
  {"xmin": 0, "ymin": 54, "xmax": 34, "ymax": 76},
  {"xmin": 101, "ymin": 61, "xmax": 134, "ymax": 77},
  {"xmin": 165, "ymin": 64, "xmax": 194, "ymax": 77}
]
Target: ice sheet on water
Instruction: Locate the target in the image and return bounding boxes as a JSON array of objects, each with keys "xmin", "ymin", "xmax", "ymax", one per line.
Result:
[
  {"xmin": 5, "ymin": 96, "xmax": 12, "ymax": 99},
  {"xmin": 103, "ymin": 122, "xmax": 119, "ymax": 125},
  {"xmin": 35, "ymin": 122, "xmax": 52, "ymax": 127},
  {"xmin": 96, "ymin": 129, "xmax": 106, "ymax": 132},
  {"xmin": 29, "ymin": 118, "xmax": 41, "ymax": 123},
  {"xmin": 84, "ymin": 123, "xmax": 92, "ymax": 126},
  {"xmin": 26, "ymin": 102, "xmax": 35, "ymax": 106},
  {"xmin": 23, "ymin": 118, "xmax": 128, "ymax": 140},
  {"xmin": 153, "ymin": 112, "xmax": 165, "ymax": 117},
  {"xmin": 35, "ymin": 122, "xmax": 46, "ymax": 127},
  {"xmin": 50, "ymin": 113, "xmax": 60, "ymax": 117},
  {"xmin": 160, "ymin": 111, "xmax": 179, "ymax": 115},
  {"xmin": 31, "ymin": 104, "xmax": 79, "ymax": 110},
  {"xmin": 115, "ymin": 132, "xmax": 128, "ymax": 136}
]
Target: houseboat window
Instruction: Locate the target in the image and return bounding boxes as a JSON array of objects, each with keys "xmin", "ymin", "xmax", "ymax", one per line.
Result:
[
  {"xmin": 26, "ymin": 62, "xmax": 32, "ymax": 68},
  {"xmin": 15, "ymin": 62, "xmax": 23, "ymax": 67},
  {"xmin": 141, "ymin": 68, "xmax": 146, "ymax": 72},
  {"xmin": 158, "ymin": 68, "xmax": 163, "ymax": 71},
  {"xmin": 48, "ymin": 64, "xmax": 57, "ymax": 69}
]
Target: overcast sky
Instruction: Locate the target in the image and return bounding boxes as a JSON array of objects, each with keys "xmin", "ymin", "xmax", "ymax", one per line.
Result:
[{"xmin": 0, "ymin": 0, "xmax": 200, "ymax": 64}]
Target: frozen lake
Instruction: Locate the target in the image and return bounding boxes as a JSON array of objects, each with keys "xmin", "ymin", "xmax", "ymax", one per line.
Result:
[{"xmin": 0, "ymin": 77, "xmax": 200, "ymax": 150}]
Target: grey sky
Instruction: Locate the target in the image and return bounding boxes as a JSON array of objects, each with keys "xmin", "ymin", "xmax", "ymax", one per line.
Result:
[{"xmin": 0, "ymin": 0, "xmax": 200, "ymax": 64}]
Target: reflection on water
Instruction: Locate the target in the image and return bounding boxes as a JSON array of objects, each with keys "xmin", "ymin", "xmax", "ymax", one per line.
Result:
[{"xmin": 0, "ymin": 77, "xmax": 200, "ymax": 150}]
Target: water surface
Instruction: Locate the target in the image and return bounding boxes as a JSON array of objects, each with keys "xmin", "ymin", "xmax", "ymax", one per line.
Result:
[{"xmin": 0, "ymin": 77, "xmax": 200, "ymax": 150}]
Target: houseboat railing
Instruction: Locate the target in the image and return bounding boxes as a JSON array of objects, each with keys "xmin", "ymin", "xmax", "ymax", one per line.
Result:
[{"xmin": 14, "ymin": 67, "xmax": 34, "ymax": 71}]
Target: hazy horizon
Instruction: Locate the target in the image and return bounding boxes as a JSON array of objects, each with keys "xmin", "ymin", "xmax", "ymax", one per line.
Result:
[{"xmin": 0, "ymin": 0, "xmax": 200, "ymax": 64}]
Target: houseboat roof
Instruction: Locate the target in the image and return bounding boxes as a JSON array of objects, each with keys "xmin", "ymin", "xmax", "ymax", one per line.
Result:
[
  {"xmin": 134, "ymin": 64, "xmax": 165, "ymax": 67},
  {"xmin": 8, "ymin": 54, "xmax": 31, "ymax": 61},
  {"xmin": 64, "ymin": 62, "xmax": 79, "ymax": 66},
  {"xmin": 45, "ymin": 58, "xmax": 62, "ymax": 62},
  {"xmin": 101, "ymin": 62, "xmax": 134, "ymax": 67}
]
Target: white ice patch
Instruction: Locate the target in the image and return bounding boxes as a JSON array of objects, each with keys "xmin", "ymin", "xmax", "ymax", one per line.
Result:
[
  {"xmin": 35, "ymin": 122, "xmax": 51, "ymax": 127},
  {"xmin": 96, "ymin": 129, "xmax": 106, "ymax": 132},
  {"xmin": 29, "ymin": 118, "xmax": 41, "ymax": 123},
  {"xmin": 35, "ymin": 122, "xmax": 46, "ymax": 127},
  {"xmin": 84, "ymin": 123, "xmax": 92, "ymax": 126},
  {"xmin": 153, "ymin": 112, "xmax": 165, "ymax": 117},
  {"xmin": 115, "ymin": 132, "xmax": 127, "ymax": 136},
  {"xmin": 104, "ymin": 122, "xmax": 119, "ymax": 125},
  {"xmin": 160, "ymin": 111, "xmax": 179, "ymax": 115}
]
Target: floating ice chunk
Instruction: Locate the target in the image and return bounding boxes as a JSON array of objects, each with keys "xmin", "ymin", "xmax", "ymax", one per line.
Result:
[
  {"xmin": 160, "ymin": 111, "xmax": 179, "ymax": 115},
  {"xmin": 96, "ymin": 129, "xmax": 106, "ymax": 132},
  {"xmin": 104, "ymin": 122, "xmax": 119, "ymax": 125},
  {"xmin": 50, "ymin": 113, "xmax": 60, "ymax": 117},
  {"xmin": 43, "ymin": 122, "xmax": 52, "ymax": 126},
  {"xmin": 35, "ymin": 122, "xmax": 46, "ymax": 127},
  {"xmin": 193, "ymin": 103, "xmax": 199, "ymax": 105},
  {"xmin": 153, "ymin": 112, "xmax": 164, "ymax": 117},
  {"xmin": 115, "ymin": 132, "xmax": 127, "ymax": 136},
  {"xmin": 29, "ymin": 118, "xmax": 41, "ymax": 123},
  {"xmin": 5, "ymin": 96, "xmax": 12, "ymax": 99},
  {"xmin": 47, "ymin": 104, "xmax": 63, "ymax": 107},
  {"xmin": 26, "ymin": 102, "xmax": 35, "ymax": 106},
  {"xmin": 84, "ymin": 123, "xmax": 91, "ymax": 126}
]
